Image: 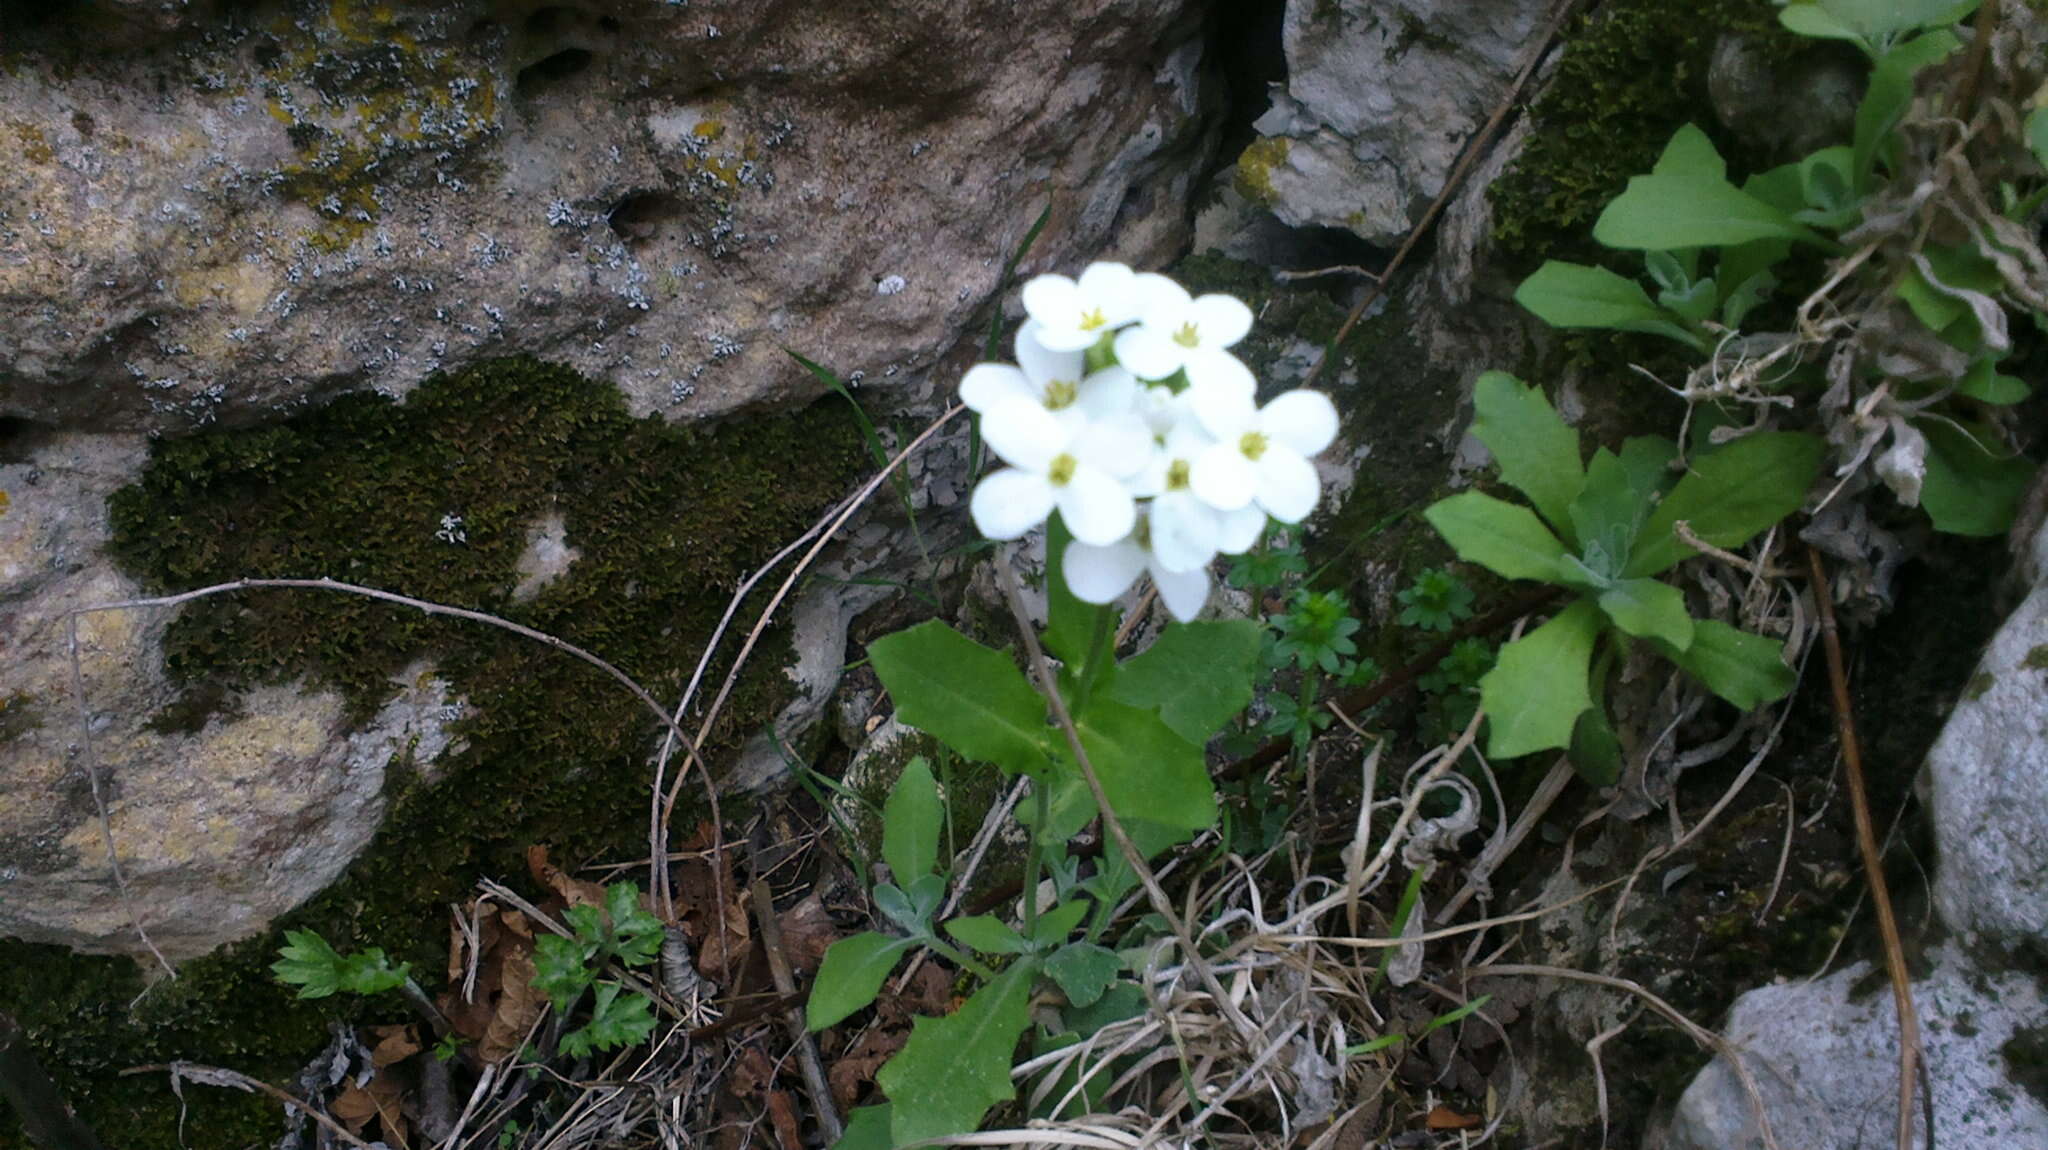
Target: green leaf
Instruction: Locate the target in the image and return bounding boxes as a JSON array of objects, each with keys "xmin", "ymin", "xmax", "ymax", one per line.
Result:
[
  {"xmin": 1479, "ymin": 600, "xmax": 1603, "ymax": 759},
  {"xmin": 1957, "ymin": 358, "xmax": 2031, "ymax": 405},
  {"xmin": 944, "ymin": 916, "xmax": 1029, "ymax": 955},
  {"xmin": 1663, "ymin": 620, "xmax": 1796, "ymax": 710},
  {"xmin": 1855, "ymin": 30, "xmax": 1962, "ymax": 181},
  {"xmin": 808, "ymin": 932, "xmax": 917, "ymax": 1031},
  {"xmin": 1046, "ymin": 943, "xmax": 1122, "ymax": 1009},
  {"xmin": 1031, "ymin": 899, "xmax": 1092, "ymax": 946},
  {"xmin": 559, "ymin": 983, "xmax": 656, "ymax": 1059},
  {"xmin": 605, "ymin": 883, "xmax": 664, "ymax": 967},
  {"xmin": 1651, "ymin": 123, "xmax": 1728, "ymax": 183},
  {"xmin": 1626, "ymin": 433, "xmax": 1824, "ymax": 576},
  {"xmin": 1918, "ymin": 419, "xmax": 2033, "ymax": 537},
  {"xmin": 880, "ymin": 960, "xmax": 1037, "ymax": 1146},
  {"xmin": 1596, "ymin": 578, "xmax": 1696, "ymax": 650},
  {"xmin": 869, "ymin": 621, "xmax": 1055, "ymax": 777},
  {"xmin": 1065, "ymin": 982, "xmax": 1148, "ymax": 1036},
  {"xmin": 1778, "ymin": 2, "xmax": 1867, "ymax": 46},
  {"xmin": 1569, "ymin": 437, "xmax": 1677, "ymax": 575},
  {"xmin": 1423, "ymin": 492, "xmax": 1568, "ymax": 583},
  {"xmin": 533, "ymin": 933, "xmax": 596, "ymax": 1013},
  {"xmin": 1042, "ymin": 516, "xmax": 1097, "ymax": 666},
  {"xmin": 1103, "ymin": 618, "xmax": 1262, "ymax": 744},
  {"xmin": 1069, "ymin": 699, "xmax": 1217, "ymax": 834},
  {"xmin": 272, "ymin": 929, "xmax": 346, "ymax": 999},
  {"xmin": 1467, "ymin": 372, "xmax": 1586, "ymax": 536},
  {"xmin": 2027, "ymin": 106, "xmax": 2048, "ymax": 171},
  {"xmin": 833, "ymin": 1106, "xmax": 895, "ymax": 1150},
  {"xmin": 1569, "ymin": 708, "xmax": 1624, "ymax": 786},
  {"xmin": 882, "ymin": 758, "xmax": 944, "ymax": 884},
  {"xmin": 1896, "ymin": 243, "xmax": 2002, "ymax": 335},
  {"xmin": 562, "ymin": 904, "xmax": 606, "ymax": 946},
  {"xmin": 1594, "ymin": 129, "xmax": 1830, "ymax": 251},
  {"xmin": 1513, "ymin": 262, "xmax": 1706, "ymax": 350},
  {"xmin": 1658, "ymin": 277, "xmax": 1719, "ymax": 324},
  {"xmin": 1718, "ymin": 268, "xmax": 1779, "ymax": 329},
  {"xmin": 873, "ymin": 878, "xmax": 944, "ymax": 933}
]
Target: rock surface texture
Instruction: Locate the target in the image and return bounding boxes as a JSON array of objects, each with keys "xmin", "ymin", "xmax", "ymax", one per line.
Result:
[
  {"xmin": 0, "ymin": 0, "xmax": 1211, "ymax": 432},
  {"xmin": 1662, "ymin": 512, "xmax": 2048, "ymax": 1149},
  {"xmin": 1242, "ymin": 0, "xmax": 1549, "ymax": 246},
  {"xmin": 0, "ymin": 0, "xmax": 1213, "ymax": 960}
]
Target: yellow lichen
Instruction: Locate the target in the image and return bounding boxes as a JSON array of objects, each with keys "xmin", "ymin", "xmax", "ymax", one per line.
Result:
[{"xmin": 1234, "ymin": 136, "xmax": 1290, "ymax": 205}]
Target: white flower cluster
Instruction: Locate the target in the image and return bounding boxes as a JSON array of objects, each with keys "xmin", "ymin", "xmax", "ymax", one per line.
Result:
[{"xmin": 965, "ymin": 262, "xmax": 1338, "ymax": 621}]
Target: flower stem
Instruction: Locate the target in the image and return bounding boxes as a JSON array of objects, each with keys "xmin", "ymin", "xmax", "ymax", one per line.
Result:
[
  {"xmin": 923, "ymin": 936, "xmax": 996, "ymax": 982},
  {"xmin": 1022, "ymin": 782, "xmax": 1051, "ymax": 944},
  {"xmin": 1070, "ymin": 604, "xmax": 1115, "ymax": 714}
]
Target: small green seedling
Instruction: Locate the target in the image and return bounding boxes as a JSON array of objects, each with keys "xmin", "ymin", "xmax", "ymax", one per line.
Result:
[{"xmin": 531, "ymin": 881, "xmax": 663, "ymax": 1060}]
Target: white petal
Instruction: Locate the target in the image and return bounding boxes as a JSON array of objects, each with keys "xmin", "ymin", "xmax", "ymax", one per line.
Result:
[
  {"xmin": 1149, "ymin": 562, "xmax": 1211, "ymax": 622},
  {"xmin": 1133, "ymin": 273, "xmax": 1190, "ymax": 319},
  {"xmin": 1126, "ymin": 451, "xmax": 1171, "ymax": 498},
  {"xmin": 970, "ymin": 469, "xmax": 1055, "ymax": 540},
  {"xmin": 1184, "ymin": 350, "xmax": 1257, "ymax": 397},
  {"xmin": 1073, "ymin": 366, "xmax": 1138, "ymax": 420},
  {"xmin": 1190, "ymin": 381, "xmax": 1258, "ymax": 441},
  {"xmin": 1016, "ymin": 321, "xmax": 1085, "ymax": 385},
  {"xmin": 1113, "ymin": 326, "xmax": 1186, "ymax": 381},
  {"xmin": 1260, "ymin": 390, "xmax": 1339, "ymax": 456},
  {"xmin": 1020, "ymin": 275, "xmax": 1081, "ymax": 331},
  {"xmin": 1149, "ymin": 492, "xmax": 1220, "ymax": 573},
  {"xmin": 1063, "ymin": 539, "xmax": 1147, "ymax": 604},
  {"xmin": 980, "ymin": 397, "xmax": 1067, "ymax": 472},
  {"xmin": 1163, "ymin": 420, "xmax": 1218, "ymax": 458},
  {"xmin": 1076, "ymin": 262, "xmax": 1142, "ymax": 326},
  {"xmin": 1214, "ymin": 504, "xmax": 1268, "ymax": 553},
  {"xmin": 1190, "ymin": 442, "xmax": 1258, "ymax": 511},
  {"xmin": 1054, "ymin": 464, "xmax": 1137, "ymax": 546},
  {"xmin": 1070, "ymin": 415, "xmax": 1154, "ymax": 480},
  {"xmin": 960, "ymin": 363, "xmax": 1034, "ymax": 413},
  {"xmin": 1189, "ymin": 294, "xmax": 1253, "ymax": 348},
  {"xmin": 1254, "ymin": 449, "xmax": 1321, "ymax": 523}
]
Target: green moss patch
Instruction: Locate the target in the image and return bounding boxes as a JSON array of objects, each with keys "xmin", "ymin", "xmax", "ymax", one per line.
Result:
[{"xmin": 2, "ymin": 357, "xmax": 864, "ymax": 1148}]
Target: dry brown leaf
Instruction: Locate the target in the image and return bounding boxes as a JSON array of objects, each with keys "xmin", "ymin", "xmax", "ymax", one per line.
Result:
[
  {"xmin": 775, "ymin": 892, "xmax": 838, "ymax": 977},
  {"xmin": 479, "ymin": 945, "xmax": 546, "ymax": 1064},
  {"xmin": 729, "ymin": 1044, "xmax": 778, "ymax": 1099},
  {"xmin": 526, "ymin": 844, "xmax": 608, "ymax": 909},
  {"xmin": 1424, "ymin": 1104, "xmax": 1482, "ymax": 1131},
  {"xmin": 367, "ymin": 1024, "xmax": 421, "ymax": 1068},
  {"xmin": 827, "ymin": 1027, "xmax": 905, "ymax": 1111},
  {"xmin": 331, "ymin": 1071, "xmax": 409, "ymax": 1145},
  {"xmin": 765, "ymin": 1089, "xmax": 804, "ymax": 1150}
]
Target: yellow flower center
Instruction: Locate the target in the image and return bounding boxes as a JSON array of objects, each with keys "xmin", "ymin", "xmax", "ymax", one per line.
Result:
[
  {"xmin": 1078, "ymin": 307, "xmax": 1108, "ymax": 332},
  {"xmin": 1165, "ymin": 459, "xmax": 1192, "ymax": 491},
  {"xmin": 1172, "ymin": 321, "xmax": 1201, "ymax": 348},
  {"xmin": 1239, "ymin": 431, "xmax": 1270, "ymax": 461},
  {"xmin": 1048, "ymin": 453, "xmax": 1078, "ymax": 485},
  {"xmin": 1042, "ymin": 379, "xmax": 1078, "ymax": 410}
]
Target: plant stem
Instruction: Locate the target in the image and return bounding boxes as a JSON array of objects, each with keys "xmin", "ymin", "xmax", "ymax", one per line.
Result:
[
  {"xmin": 1022, "ymin": 782, "xmax": 1051, "ymax": 944},
  {"xmin": 922, "ymin": 937, "xmax": 997, "ymax": 982},
  {"xmin": 1292, "ymin": 670, "xmax": 1319, "ymax": 770},
  {"xmin": 1070, "ymin": 604, "xmax": 1115, "ymax": 714}
]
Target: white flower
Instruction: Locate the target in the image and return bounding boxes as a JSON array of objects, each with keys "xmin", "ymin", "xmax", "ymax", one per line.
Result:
[
  {"xmin": 1128, "ymin": 424, "xmax": 1268, "ymax": 571},
  {"xmin": 970, "ymin": 396, "xmax": 1151, "ymax": 545},
  {"xmin": 1113, "ymin": 279, "xmax": 1257, "ymax": 392},
  {"xmin": 1188, "ymin": 388, "xmax": 1339, "ymax": 523},
  {"xmin": 1019, "ymin": 262, "xmax": 1146, "ymax": 352},
  {"xmin": 960, "ymin": 322, "xmax": 1139, "ymax": 428},
  {"xmin": 1063, "ymin": 510, "xmax": 1213, "ymax": 623}
]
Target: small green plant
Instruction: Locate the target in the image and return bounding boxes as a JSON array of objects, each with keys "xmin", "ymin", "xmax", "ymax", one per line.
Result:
[
  {"xmin": 1423, "ymin": 373, "xmax": 1822, "ymax": 780},
  {"xmin": 271, "ymin": 930, "xmax": 412, "ymax": 999},
  {"xmin": 530, "ymin": 880, "xmax": 664, "ymax": 1061},
  {"xmin": 1510, "ymin": 0, "xmax": 2043, "ymax": 539},
  {"xmin": 1396, "ymin": 567, "xmax": 1476, "ymax": 632}
]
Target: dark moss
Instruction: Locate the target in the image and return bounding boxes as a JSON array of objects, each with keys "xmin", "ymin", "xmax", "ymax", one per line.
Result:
[
  {"xmin": 1488, "ymin": 0, "xmax": 1798, "ymax": 272},
  {"xmin": 3, "ymin": 357, "xmax": 865, "ymax": 1148},
  {"xmin": 2025, "ymin": 645, "xmax": 2048, "ymax": 672},
  {"xmin": 0, "ymin": 691, "xmax": 41, "ymax": 744},
  {"xmin": 2004, "ymin": 1026, "xmax": 2048, "ymax": 1109}
]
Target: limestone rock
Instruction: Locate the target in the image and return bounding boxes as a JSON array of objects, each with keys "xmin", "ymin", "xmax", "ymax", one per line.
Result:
[
  {"xmin": 1660, "ymin": 943, "xmax": 2048, "ymax": 1150},
  {"xmin": 1243, "ymin": 0, "xmax": 1550, "ymax": 246},
  {"xmin": 1922, "ymin": 522, "xmax": 2048, "ymax": 948},
  {"xmin": 0, "ymin": 432, "xmax": 464, "ymax": 960},
  {"xmin": 0, "ymin": 0, "xmax": 1212, "ymax": 433}
]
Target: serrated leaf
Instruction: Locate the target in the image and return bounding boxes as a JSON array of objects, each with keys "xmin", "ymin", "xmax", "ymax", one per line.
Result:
[
  {"xmin": 272, "ymin": 929, "xmax": 345, "ymax": 999},
  {"xmin": 1423, "ymin": 492, "xmax": 1567, "ymax": 582},
  {"xmin": 606, "ymin": 882, "xmax": 664, "ymax": 967},
  {"xmin": 560, "ymin": 983, "xmax": 656, "ymax": 1059},
  {"xmin": 880, "ymin": 960, "xmax": 1037, "ymax": 1146},
  {"xmin": 1069, "ymin": 699, "xmax": 1216, "ymax": 834},
  {"xmin": 1103, "ymin": 618, "xmax": 1261, "ymax": 744},
  {"xmin": 883, "ymin": 758, "xmax": 944, "ymax": 884},
  {"xmin": 1046, "ymin": 943, "xmax": 1121, "ymax": 1009},
  {"xmin": 532, "ymin": 933, "xmax": 595, "ymax": 1013},
  {"xmin": 1663, "ymin": 620, "xmax": 1797, "ymax": 710},
  {"xmin": 1468, "ymin": 372, "xmax": 1586, "ymax": 537},
  {"xmin": 1569, "ymin": 437, "xmax": 1677, "ymax": 572},
  {"xmin": 562, "ymin": 904, "xmax": 606, "ymax": 947},
  {"xmin": 1479, "ymin": 600, "xmax": 1602, "ymax": 759},
  {"xmin": 1626, "ymin": 433, "xmax": 1824, "ymax": 576},
  {"xmin": 1514, "ymin": 262, "xmax": 1707, "ymax": 350},
  {"xmin": 870, "ymin": 621, "xmax": 1055, "ymax": 777},
  {"xmin": 1597, "ymin": 578, "xmax": 1696, "ymax": 650},
  {"xmin": 807, "ymin": 932, "xmax": 916, "ymax": 1031},
  {"xmin": 1918, "ymin": 419, "xmax": 2033, "ymax": 537},
  {"xmin": 944, "ymin": 916, "xmax": 1029, "ymax": 955}
]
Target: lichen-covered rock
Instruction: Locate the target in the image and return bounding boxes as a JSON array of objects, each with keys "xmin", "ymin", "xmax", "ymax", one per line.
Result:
[
  {"xmin": 1922, "ymin": 516, "xmax": 2048, "ymax": 948},
  {"xmin": 0, "ymin": 432, "xmax": 463, "ymax": 959},
  {"xmin": 0, "ymin": 0, "xmax": 1211, "ymax": 432},
  {"xmin": 1240, "ymin": 0, "xmax": 1550, "ymax": 246},
  {"xmin": 1659, "ymin": 943, "xmax": 2048, "ymax": 1150}
]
